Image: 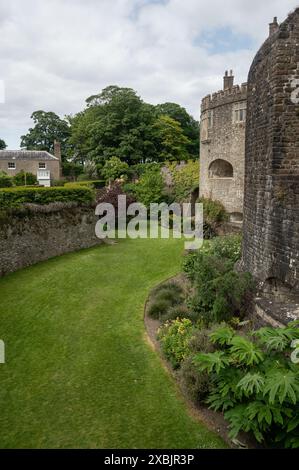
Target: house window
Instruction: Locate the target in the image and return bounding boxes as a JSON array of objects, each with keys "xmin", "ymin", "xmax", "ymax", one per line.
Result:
[
  {"xmin": 233, "ymin": 103, "xmax": 247, "ymax": 123},
  {"xmin": 39, "ymin": 162, "xmax": 46, "ymax": 169},
  {"xmin": 8, "ymin": 162, "xmax": 16, "ymax": 170}
]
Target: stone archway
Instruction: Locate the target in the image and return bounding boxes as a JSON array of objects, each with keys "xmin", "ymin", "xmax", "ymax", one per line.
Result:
[{"xmin": 209, "ymin": 159, "xmax": 234, "ymax": 178}]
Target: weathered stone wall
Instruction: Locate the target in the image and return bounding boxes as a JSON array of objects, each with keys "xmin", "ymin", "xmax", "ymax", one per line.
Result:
[
  {"xmin": 241, "ymin": 8, "xmax": 299, "ymax": 290},
  {"xmin": 200, "ymin": 78, "xmax": 247, "ymax": 219},
  {"xmin": 0, "ymin": 203, "xmax": 101, "ymax": 276}
]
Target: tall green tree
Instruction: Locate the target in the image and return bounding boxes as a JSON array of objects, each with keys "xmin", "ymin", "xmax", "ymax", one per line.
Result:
[
  {"xmin": 69, "ymin": 86, "xmax": 156, "ymax": 165},
  {"xmin": 20, "ymin": 111, "xmax": 70, "ymax": 160},
  {"xmin": 68, "ymin": 85, "xmax": 199, "ymax": 165},
  {"xmin": 0, "ymin": 138, "xmax": 7, "ymax": 150},
  {"xmin": 155, "ymin": 103, "xmax": 199, "ymax": 158},
  {"xmin": 152, "ymin": 115, "xmax": 191, "ymax": 161}
]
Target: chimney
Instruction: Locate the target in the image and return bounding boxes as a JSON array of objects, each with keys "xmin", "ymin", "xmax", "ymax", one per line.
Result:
[
  {"xmin": 54, "ymin": 140, "xmax": 61, "ymax": 161},
  {"xmin": 223, "ymin": 70, "xmax": 234, "ymax": 90},
  {"xmin": 54, "ymin": 140, "xmax": 62, "ymax": 178},
  {"xmin": 269, "ymin": 17, "xmax": 279, "ymax": 36}
]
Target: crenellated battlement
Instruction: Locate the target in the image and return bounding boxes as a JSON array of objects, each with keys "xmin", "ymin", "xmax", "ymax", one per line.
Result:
[{"xmin": 201, "ymin": 82, "xmax": 247, "ymax": 113}]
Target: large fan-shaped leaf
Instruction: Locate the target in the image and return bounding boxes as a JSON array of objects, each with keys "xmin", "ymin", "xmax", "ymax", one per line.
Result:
[
  {"xmin": 209, "ymin": 325, "xmax": 234, "ymax": 346},
  {"xmin": 264, "ymin": 370, "xmax": 299, "ymax": 405},
  {"xmin": 193, "ymin": 351, "xmax": 230, "ymax": 374},
  {"xmin": 229, "ymin": 336, "xmax": 264, "ymax": 366},
  {"xmin": 237, "ymin": 372, "xmax": 265, "ymax": 396}
]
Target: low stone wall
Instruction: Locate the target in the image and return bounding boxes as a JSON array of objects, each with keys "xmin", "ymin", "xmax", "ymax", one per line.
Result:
[{"xmin": 0, "ymin": 203, "xmax": 101, "ymax": 277}]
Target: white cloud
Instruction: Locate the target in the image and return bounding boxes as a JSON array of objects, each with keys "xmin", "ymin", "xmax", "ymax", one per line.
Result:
[{"xmin": 0, "ymin": 0, "xmax": 298, "ymax": 148}]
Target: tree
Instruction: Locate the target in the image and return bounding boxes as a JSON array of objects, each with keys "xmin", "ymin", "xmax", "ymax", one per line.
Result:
[
  {"xmin": 101, "ymin": 156, "xmax": 129, "ymax": 183},
  {"xmin": 0, "ymin": 139, "xmax": 7, "ymax": 150},
  {"xmin": 68, "ymin": 86, "xmax": 199, "ymax": 166},
  {"xmin": 152, "ymin": 115, "xmax": 191, "ymax": 161},
  {"xmin": 69, "ymin": 86, "xmax": 157, "ymax": 165},
  {"xmin": 20, "ymin": 111, "xmax": 70, "ymax": 160},
  {"xmin": 155, "ymin": 103, "xmax": 199, "ymax": 158}
]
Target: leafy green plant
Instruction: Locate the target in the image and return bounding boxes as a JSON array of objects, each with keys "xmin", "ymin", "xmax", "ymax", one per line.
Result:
[
  {"xmin": 158, "ymin": 318, "xmax": 195, "ymax": 368},
  {"xmin": 198, "ymin": 197, "xmax": 228, "ymax": 227},
  {"xmin": 101, "ymin": 156, "xmax": 129, "ymax": 183},
  {"xmin": 184, "ymin": 251, "xmax": 252, "ymax": 324},
  {"xmin": 166, "ymin": 160, "xmax": 199, "ymax": 202},
  {"xmin": 131, "ymin": 167, "xmax": 166, "ymax": 208},
  {"xmin": 192, "ymin": 324, "xmax": 299, "ymax": 447},
  {"xmin": 0, "ymin": 171, "xmax": 13, "ymax": 188},
  {"xmin": 148, "ymin": 282, "xmax": 185, "ymax": 320},
  {"xmin": 147, "ymin": 298, "xmax": 173, "ymax": 320},
  {"xmin": 207, "ymin": 235, "xmax": 242, "ymax": 263},
  {"xmin": 162, "ymin": 304, "xmax": 194, "ymax": 322},
  {"xmin": 13, "ymin": 170, "xmax": 37, "ymax": 186},
  {"xmin": 178, "ymin": 357, "xmax": 211, "ymax": 403}
]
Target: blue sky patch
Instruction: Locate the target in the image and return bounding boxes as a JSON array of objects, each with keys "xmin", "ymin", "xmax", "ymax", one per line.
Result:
[{"xmin": 195, "ymin": 27, "xmax": 253, "ymax": 54}]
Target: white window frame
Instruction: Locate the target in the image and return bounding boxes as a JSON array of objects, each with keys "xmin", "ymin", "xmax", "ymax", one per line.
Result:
[
  {"xmin": 39, "ymin": 162, "xmax": 46, "ymax": 169},
  {"xmin": 233, "ymin": 102, "xmax": 247, "ymax": 124},
  {"xmin": 8, "ymin": 162, "xmax": 16, "ymax": 170}
]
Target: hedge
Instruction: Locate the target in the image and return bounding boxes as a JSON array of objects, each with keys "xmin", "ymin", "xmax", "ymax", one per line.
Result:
[
  {"xmin": 0, "ymin": 186, "xmax": 95, "ymax": 208},
  {"xmin": 64, "ymin": 180, "xmax": 105, "ymax": 189}
]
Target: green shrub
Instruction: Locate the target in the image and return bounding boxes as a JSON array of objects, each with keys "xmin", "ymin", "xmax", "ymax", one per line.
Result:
[
  {"xmin": 158, "ymin": 318, "xmax": 195, "ymax": 368},
  {"xmin": 193, "ymin": 322, "xmax": 299, "ymax": 448},
  {"xmin": 198, "ymin": 197, "xmax": 228, "ymax": 227},
  {"xmin": 152, "ymin": 281, "xmax": 184, "ymax": 298},
  {"xmin": 0, "ymin": 171, "xmax": 13, "ymax": 188},
  {"xmin": 0, "ymin": 185, "xmax": 94, "ymax": 208},
  {"xmin": 130, "ymin": 168, "xmax": 166, "ymax": 208},
  {"xmin": 178, "ymin": 357, "xmax": 211, "ymax": 403},
  {"xmin": 183, "ymin": 250, "xmax": 233, "ymax": 284},
  {"xmin": 166, "ymin": 160, "xmax": 199, "ymax": 202},
  {"xmin": 52, "ymin": 179, "xmax": 66, "ymax": 187},
  {"xmin": 188, "ymin": 326, "xmax": 217, "ymax": 354},
  {"xmin": 147, "ymin": 298, "xmax": 172, "ymax": 320},
  {"xmin": 13, "ymin": 170, "xmax": 37, "ymax": 186},
  {"xmin": 162, "ymin": 304, "xmax": 194, "ymax": 322},
  {"xmin": 148, "ymin": 282, "xmax": 185, "ymax": 320},
  {"xmin": 65, "ymin": 180, "xmax": 105, "ymax": 189},
  {"xmin": 101, "ymin": 156, "xmax": 129, "ymax": 183},
  {"xmin": 183, "ymin": 251, "xmax": 253, "ymax": 325},
  {"xmin": 204, "ymin": 235, "xmax": 242, "ymax": 263}
]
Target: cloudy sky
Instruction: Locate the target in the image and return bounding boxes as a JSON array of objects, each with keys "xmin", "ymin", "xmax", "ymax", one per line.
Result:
[{"xmin": 0, "ymin": 0, "xmax": 298, "ymax": 148}]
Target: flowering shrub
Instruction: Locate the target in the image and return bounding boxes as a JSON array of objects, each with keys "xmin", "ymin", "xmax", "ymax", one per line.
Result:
[{"xmin": 158, "ymin": 318, "xmax": 195, "ymax": 369}]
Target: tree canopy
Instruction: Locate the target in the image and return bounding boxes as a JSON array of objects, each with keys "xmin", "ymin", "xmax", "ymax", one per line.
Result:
[
  {"xmin": 20, "ymin": 111, "xmax": 70, "ymax": 160},
  {"xmin": 68, "ymin": 86, "xmax": 199, "ymax": 166},
  {"xmin": 19, "ymin": 86, "xmax": 199, "ymax": 170},
  {"xmin": 0, "ymin": 138, "xmax": 7, "ymax": 150}
]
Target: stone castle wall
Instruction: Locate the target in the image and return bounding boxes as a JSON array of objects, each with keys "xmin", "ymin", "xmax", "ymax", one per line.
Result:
[
  {"xmin": 0, "ymin": 203, "xmax": 101, "ymax": 277},
  {"xmin": 241, "ymin": 8, "xmax": 299, "ymax": 290},
  {"xmin": 200, "ymin": 78, "xmax": 247, "ymax": 220}
]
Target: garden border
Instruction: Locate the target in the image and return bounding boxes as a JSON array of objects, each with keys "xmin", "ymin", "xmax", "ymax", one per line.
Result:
[{"xmin": 143, "ymin": 274, "xmax": 258, "ymax": 449}]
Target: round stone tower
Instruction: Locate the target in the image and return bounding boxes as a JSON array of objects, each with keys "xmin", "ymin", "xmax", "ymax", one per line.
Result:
[{"xmin": 241, "ymin": 9, "xmax": 299, "ymax": 299}]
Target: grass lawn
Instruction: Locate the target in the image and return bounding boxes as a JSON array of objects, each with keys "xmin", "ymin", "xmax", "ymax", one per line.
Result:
[{"xmin": 0, "ymin": 237, "xmax": 226, "ymax": 448}]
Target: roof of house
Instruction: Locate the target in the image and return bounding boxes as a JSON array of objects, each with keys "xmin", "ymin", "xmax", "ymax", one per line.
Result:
[{"xmin": 0, "ymin": 150, "xmax": 59, "ymax": 161}]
